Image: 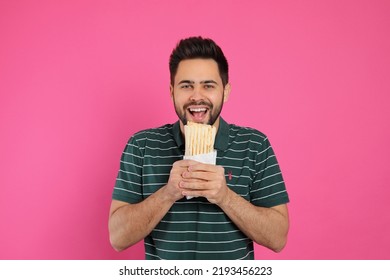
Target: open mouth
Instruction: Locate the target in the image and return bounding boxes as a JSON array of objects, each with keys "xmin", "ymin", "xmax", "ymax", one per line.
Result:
[{"xmin": 187, "ymin": 106, "xmax": 209, "ymax": 122}]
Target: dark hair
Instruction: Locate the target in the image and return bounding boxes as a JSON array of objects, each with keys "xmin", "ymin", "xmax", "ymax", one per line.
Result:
[{"xmin": 169, "ymin": 36, "xmax": 229, "ymax": 86}]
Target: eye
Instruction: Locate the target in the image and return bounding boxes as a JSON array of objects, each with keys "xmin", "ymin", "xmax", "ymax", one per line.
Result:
[
  {"xmin": 204, "ymin": 84, "xmax": 215, "ymax": 89},
  {"xmin": 180, "ymin": 84, "xmax": 193, "ymax": 89}
]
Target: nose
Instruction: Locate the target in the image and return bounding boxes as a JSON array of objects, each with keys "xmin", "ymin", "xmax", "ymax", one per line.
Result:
[{"xmin": 190, "ymin": 85, "xmax": 203, "ymax": 101}]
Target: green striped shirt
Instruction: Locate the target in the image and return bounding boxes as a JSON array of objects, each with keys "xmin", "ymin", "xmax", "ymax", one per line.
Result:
[{"xmin": 113, "ymin": 117, "xmax": 289, "ymax": 260}]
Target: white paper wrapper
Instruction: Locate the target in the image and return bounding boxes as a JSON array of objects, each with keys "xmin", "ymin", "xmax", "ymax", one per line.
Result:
[{"xmin": 183, "ymin": 150, "xmax": 217, "ymax": 199}]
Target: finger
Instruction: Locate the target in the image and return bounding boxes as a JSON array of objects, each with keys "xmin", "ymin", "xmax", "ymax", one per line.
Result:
[
  {"xmin": 182, "ymin": 159, "xmax": 200, "ymax": 165},
  {"xmin": 182, "ymin": 170, "xmax": 215, "ymax": 181},
  {"xmin": 179, "ymin": 180, "xmax": 209, "ymax": 191},
  {"xmin": 180, "ymin": 178, "xmax": 205, "ymax": 184},
  {"xmin": 173, "ymin": 159, "xmax": 199, "ymax": 168}
]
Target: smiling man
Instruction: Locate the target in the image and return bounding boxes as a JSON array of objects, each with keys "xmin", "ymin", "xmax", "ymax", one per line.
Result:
[
  {"xmin": 171, "ymin": 58, "xmax": 230, "ymax": 129},
  {"xmin": 109, "ymin": 37, "xmax": 290, "ymax": 260}
]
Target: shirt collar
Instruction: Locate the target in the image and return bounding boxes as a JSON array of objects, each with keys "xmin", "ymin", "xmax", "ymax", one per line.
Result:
[
  {"xmin": 214, "ymin": 117, "xmax": 229, "ymax": 151},
  {"xmin": 172, "ymin": 121, "xmax": 184, "ymax": 148},
  {"xmin": 172, "ymin": 117, "xmax": 229, "ymax": 151}
]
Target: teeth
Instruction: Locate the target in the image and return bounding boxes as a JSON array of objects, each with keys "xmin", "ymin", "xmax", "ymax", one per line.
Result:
[{"xmin": 189, "ymin": 108, "xmax": 207, "ymax": 112}]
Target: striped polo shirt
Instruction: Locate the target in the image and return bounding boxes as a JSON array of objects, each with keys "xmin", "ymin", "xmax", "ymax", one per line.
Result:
[{"xmin": 113, "ymin": 117, "xmax": 289, "ymax": 260}]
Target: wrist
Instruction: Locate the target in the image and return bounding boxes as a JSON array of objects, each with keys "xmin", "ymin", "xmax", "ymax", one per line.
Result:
[
  {"xmin": 159, "ymin": 184, "xmax": 180, "ymax": 205},
  {"xmin": 217, "ymin": 187, "xmax": 234, "ymax": 208}
]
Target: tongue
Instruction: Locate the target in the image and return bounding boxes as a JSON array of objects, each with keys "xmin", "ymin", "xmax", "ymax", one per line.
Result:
[{"xmin": 192, "ymin": 111, "xmax": 206, "ymax": 121}]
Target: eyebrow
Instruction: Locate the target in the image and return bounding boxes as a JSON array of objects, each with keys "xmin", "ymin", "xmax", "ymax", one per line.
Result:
[
  {"xmin": 201, "ymin": 80, "xmax": 218, "ymax": 84},
  {"xmin": 178, "ymin": 80, "xmax": 218, "ymax": 85}
]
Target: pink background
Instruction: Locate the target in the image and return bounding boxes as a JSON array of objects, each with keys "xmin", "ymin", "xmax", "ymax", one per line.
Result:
[{"xmin": 1, "ymin": 0, "xmax": 389, "ymax": 260}]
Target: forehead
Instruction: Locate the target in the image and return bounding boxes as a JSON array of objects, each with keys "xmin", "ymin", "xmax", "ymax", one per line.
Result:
[{"xmin": 174, "ymin": 59, "xmax": 222, "ymax": 83}]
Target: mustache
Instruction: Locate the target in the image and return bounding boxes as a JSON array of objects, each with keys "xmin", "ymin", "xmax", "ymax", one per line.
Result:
[{"xmin": 184, "ymin": 101, "xmax": 213, "ymax": 110}]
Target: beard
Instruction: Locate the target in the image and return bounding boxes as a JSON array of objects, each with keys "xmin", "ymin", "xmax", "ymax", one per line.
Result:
[{"xmin": 173, "ymin": 96, "xmax": 224, "ymax": 126}]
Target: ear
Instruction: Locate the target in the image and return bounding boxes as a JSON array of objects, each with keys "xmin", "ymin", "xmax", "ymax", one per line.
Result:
[
  {"xmin": 223, "ymin": 83, "xmax": 231, "ymax": 103},
  {"xmin": 170, "ymin": 84, "xmax": 174, "ymax": 100}
]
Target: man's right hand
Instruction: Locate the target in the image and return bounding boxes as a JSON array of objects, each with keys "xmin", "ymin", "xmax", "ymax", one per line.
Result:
[
  {"xmin": 164, "ymin": 159, "xmax": 199, "ymax": 202},
  {"xmin": 109, "ymin": 159, "xmax": 200, "ymax": 251}
]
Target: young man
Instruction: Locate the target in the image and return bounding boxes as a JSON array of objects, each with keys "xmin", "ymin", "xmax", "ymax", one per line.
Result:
[{"xmin": 109, "ymin": 37, "xmax": 289, "ymax": 260}]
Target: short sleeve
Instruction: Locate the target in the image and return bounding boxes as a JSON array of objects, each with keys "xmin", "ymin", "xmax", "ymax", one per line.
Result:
[
  {"xmin": 250, "ymin": 136, "xmax": 289, "ymax": 207},
  {"xmin": 112, "ymin": 136, "xmax": 144, "ymax": 203}
]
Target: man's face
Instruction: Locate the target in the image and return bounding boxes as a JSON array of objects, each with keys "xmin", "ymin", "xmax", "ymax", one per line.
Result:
[{"xmin": 170, "ymin": 59, "xmax": 230, "ymax": 129}]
